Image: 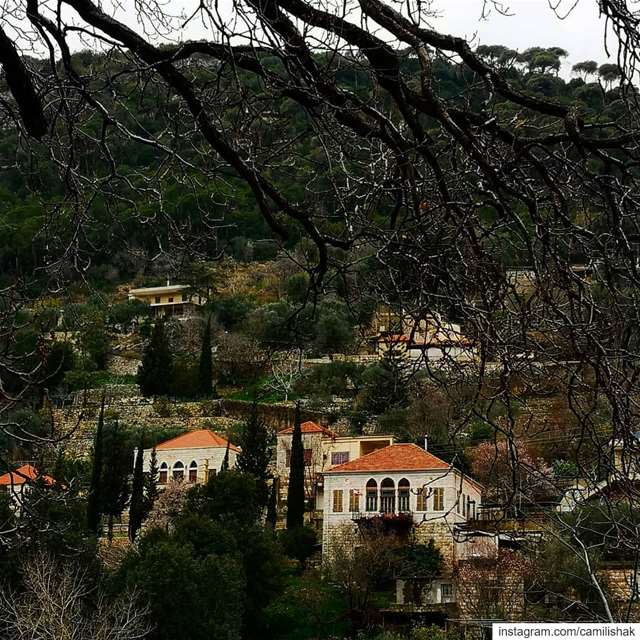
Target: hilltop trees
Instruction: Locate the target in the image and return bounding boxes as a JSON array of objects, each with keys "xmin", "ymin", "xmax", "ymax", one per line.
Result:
[
  {"xmin": 572, "ymin": 60, "xmax": 599, "ymax": 79},
  {"xmin": 138, "ymin": 321, "xmax": 173, "ymax": 397}
]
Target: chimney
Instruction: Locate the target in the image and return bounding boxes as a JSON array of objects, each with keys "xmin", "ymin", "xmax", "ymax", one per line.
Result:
[
  {"xmin": 423, "ymin": 435, "xmax": 428, "ymax": 451},
  {"xmin": 166, "ymin": 277, "xmax": 171, "ymax": 286}
]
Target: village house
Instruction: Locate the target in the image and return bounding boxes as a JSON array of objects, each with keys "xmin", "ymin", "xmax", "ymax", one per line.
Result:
[
  {"xmin": 322, "ymin": 443, "xmax": 489, "ymax": 616},
  {"xmin": 128, "ymin": 281, "xmax": 206, "ymax": 318},
  {"xmin": 140, "ymin": 429, "xmax": 239, "ymax": 485},
  {"xmin": 376, "ymin": 313, "xmax": 476, "ymax": 365},
  {"xmin": 275, "ymin": 422, "xmax": 394, "ymax": 523},
  {"xmin": 0, "ymin": 464, "xmax": 55, "ymax": 506}
]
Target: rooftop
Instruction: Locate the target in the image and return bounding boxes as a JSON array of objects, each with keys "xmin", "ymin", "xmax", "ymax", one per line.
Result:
[
  {"xmin": 278, "ymin": 421, "xmax": 337, "ymax": 438},
  {"xmin": 129, "ymin": 284, "xmax": 189, "ymax": 295},
  {"xmin": 0, "ymin": 464, "xmax": 55, "ymax": 487},
  {"xmin": 154, "ymin": 429, "xmax": 240, "ymax": 452},
  {"xmin": 325, "ymin": 443, "xmax": 451, "ymax": 473}
]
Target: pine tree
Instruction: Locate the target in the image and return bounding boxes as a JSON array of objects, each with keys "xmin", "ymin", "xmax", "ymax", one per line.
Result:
[
  {"xmin": 266, "ymin": 479, "xmax": 278, "ymax": 530},
  {"xmin": 86, "ymin": 397, "xmax": 105, "ymax": 535},
  {"xmin": 198, "ymin": 314, "xmax": 214, "ymax": 397},
  {"xmin": 128, "ymin": 434, "xmax": 145, "ymax": 542},
  {"xmin": 137, "ymin": 320, "xmax": 173, "ymax": 397},
  {"xmin": 220, "ymin": 439, "xmax": 231, "ymax": 472},
  {"xmin": 286, "ymin": 403, "xmax": 305, "ymax": 529}
]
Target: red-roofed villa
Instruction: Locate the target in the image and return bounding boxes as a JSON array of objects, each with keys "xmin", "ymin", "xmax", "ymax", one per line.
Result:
[
  {"xmin": 140, "ymin": 429, "xmax": 239, "ymax": 486},
  {"xmin": 0, "ymin": 464, "xmax": 56, "ymax": 504}
]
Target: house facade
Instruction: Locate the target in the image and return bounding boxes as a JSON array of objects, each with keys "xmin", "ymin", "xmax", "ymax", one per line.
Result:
[
  {"xmin": 275, "ymin": 421, "xmax": 394, "ymax": 520},
  {"xmin": 128, "ymin": 282, "xmax": 206, "ymax": 318},
  {"xmin": 141, "ymin": 429, "xmax": 239, "ymax": 485},
  {"xmin": 321, "ymin": 444, "xmax": 482, "ymax": 562}
]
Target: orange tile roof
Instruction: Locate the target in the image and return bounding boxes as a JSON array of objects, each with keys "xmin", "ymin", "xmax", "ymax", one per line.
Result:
[
  {"xmin": 326, "ymin": 443, "xmax": 450, "ymax": 473},
  {"xmin": 155, "ymin": 429, "xmax": 240, "ymax": 452},
  {"xmin": 0, "ymin": 464, "xmax": 55, "ymax": 487},
  {"xmin": 278, "ymin": 421, "xmax": 337, "ymax": 437}
]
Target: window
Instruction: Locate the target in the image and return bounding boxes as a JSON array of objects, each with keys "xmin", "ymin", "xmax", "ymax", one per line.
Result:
[
  {"xmin": 172, "ymin": 461, "xmax": 184, "ymax": 481},
  {"xmin": 416, "ymin": 487, "xmax": 428, "ymax": 511},
  {"xmin": 333, "ymin": 490, "xmax": 343, "ymax": 512},
  {"xmin": 304, "ymin": 449, "xmax": 313, "ymax": 466},
  {"xmin": 159, "ymin": 462, "xmax": 168, "ymax": 484},
  {"xmin": 188, "ymin": 461, "xmax": 198, "ymax": 483},
  {"xmin": 398, "ymin": 478, "xmax": 410, "ymax": 512},
  {"xmin": 168, "ymin": 297, "xmax": 174, "ymax": 303},
  {"xmin": 154, "ymin": 296, "xmax": 161, "ymax": 304},
  {"xmin": 349, "ymin": 489, "xmax": 360, "ymax": 512},
  {"xmin": 441, "ymin": 583, "xmax": 454, "ymax": 603},
  {"xmin": 433, "ymin": 487, "xmax": 445, "ymax": 511},
  {"xmin": 331, "ymin": 451, "xmax": 350, "ymax": 466},
  {"xmin": 365, "ymin": 479, "xmax": 378, "ymax": 512},
  {"xmin": 380, "ymin": 478, "xmax": 395, "ymax": 514}
]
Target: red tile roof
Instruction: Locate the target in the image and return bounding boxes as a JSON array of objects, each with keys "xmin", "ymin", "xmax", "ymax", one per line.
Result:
[
  {"xmin": 278, "ymin": 421, "xmax": 337, "ymax": 437},
  {"xmin": 326, "ymin": 443, "xmax": 450, "ymax": 473},
  {"xmin": 0, "ymin": 464, "xmax": 55, "ymax": 487},
  {"xmin": 155, "ymin": 429, "xmax": 240, "ymax": 452}
]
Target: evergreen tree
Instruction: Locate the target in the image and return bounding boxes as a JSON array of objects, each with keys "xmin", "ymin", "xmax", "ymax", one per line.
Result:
[
  {"xmin": 128, "ymin": 434, "xmax": 145, "ymax": 542},
  {"xmin": 137, "ymin": 320, "xmax": 173, "ymax": 396},
  {"xmin": 86, "ymin": 397, "xmax": 105, "ymax": 534},
  {"xmin": 286, "ymin": 403, "xmax": 305, "ymax": 529},
  {"xmin": 237, "ymin": 401, "xmax": 271, "ymax": 480},
  {"xmin": 145, "ymin": 446, "xmax": 159, "ymax": 515},
  {"xmin": 198, "ymin": 314, "xmax": 214, "ymax": 397},
  {"xmin": 100, "ymin": 421, "xmax": 132, "ymax": 541},
  {"xmin": 220, "ymin": 439, "xmax": 231, "ymax": 472},
  {"xmin": 266, "ymin": 479, "xmax": 278, "ymax": 530}
]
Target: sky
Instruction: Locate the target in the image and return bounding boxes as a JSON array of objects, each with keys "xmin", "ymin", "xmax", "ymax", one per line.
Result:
[
  {"xmin": 54, "ymin": 0, "xmax": 616, "ymax": 77},
  {"xmin": 428, "ymin": 0, "xmax": 612, "ymax": 75}
]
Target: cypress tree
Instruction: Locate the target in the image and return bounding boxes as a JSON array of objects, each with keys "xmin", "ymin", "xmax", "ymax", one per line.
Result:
[
  {"xmin": 145, "ymin": 446, "xmax": 159, "ymax": 515},
  {"xmin": 86, "ymin": 396, "xmax": 105, "ymax": 535},
  {"xmin": 266, "ymin": 479, "xmax": 278, "ymax": 530},
  {"xmin": 286, "ymin": 403, "xmax": 305, "ymax": 529},
  {"xmin": 220, "ymin": 439, "xmax": 231, "ymax": 472},
  {"xmin": 137, "ymin": 320, "xmax": 173, "ymax": 397},
  {"xmin": 128, "ymin": 434, "xmax": 145, "ymax": 542},
  {"xmin": 198, "ymin": 314, "xmax": 214, "ymax": 397},
  {"xmin": 237, "ymin": 401, "xmax": 271, "ymax": 480},
  {"xmin": 101, "ymin": 421, "xmax": 131, "ymax": 542}
]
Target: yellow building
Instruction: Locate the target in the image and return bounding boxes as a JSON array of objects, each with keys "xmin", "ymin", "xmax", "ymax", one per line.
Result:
[{"xmin": 128, "ymin": 282, "xmax": 206, "ymax": 318}]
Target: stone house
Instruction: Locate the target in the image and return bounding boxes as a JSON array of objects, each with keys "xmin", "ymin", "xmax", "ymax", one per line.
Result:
[
  {"xmin": 322, "ymin": 443, "xmax": 491, "ymax": 617},
  {"xmin": 275, "ymin": 421, "xmax": 394, "ymax": 521},
  {"xmin": 140, "ymin": 429, "xmax": 239, "ymax": 485}
]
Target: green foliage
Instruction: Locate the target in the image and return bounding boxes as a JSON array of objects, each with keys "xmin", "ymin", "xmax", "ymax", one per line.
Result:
[
  {"xmin": 86, "ymin": 401, "xmax": 104, "ymax": 534},
  {"xmin": 171, "ymin": 356, "xmax": 199, "ymax": 398},
  {"xmin": 138, "ymin": 320, "xmax": 173, "ymax": 396},
  {"xmin": 286, "ymin": 405, "xmax": 306, "ymax": 530},
  {"xmin": 236, "ymin": 402, "xmax": 273, "ymax": 484},
  {"xmin": 43, "ymin": 341, "xmax": 76, "ymax": 387},
  {"xmin": 285, "ymin": 272, "xmax": 310, "ymax": 303},
  {"xmin": 108, "ymin": 298, "xmax": 149, "ymax": 327},
  {"xmin": 264, "ymin": 571, "xmax": 350, "ymax": 640},
  {"xmin": 279, "ymin": 525, "xmax": 317, "ymax": 569},
  {"xmin": 211, "ymin": 295, "xmax": 255, "ymax": 330}
]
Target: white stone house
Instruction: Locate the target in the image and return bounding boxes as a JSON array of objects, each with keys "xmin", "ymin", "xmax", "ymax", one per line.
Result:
[
  {"xmin": 140, "ymin": 429, "xmax": 239, "ymax": 485},
  {"xmin": 128, "ymin": 282, "xmax": 206, "ymax": 318},
  {"xmin": 322, "ymin": 443, "xmax": 483, "ymax": 608},
  {"xmin": 275, "ymin": 422, "xmax": 394, "ymax": 517}
]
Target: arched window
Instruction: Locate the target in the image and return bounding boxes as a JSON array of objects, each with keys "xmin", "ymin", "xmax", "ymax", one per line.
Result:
[
  {"xmin": 188, "ymin": 460, "xmax": 198, "ymax": 483},
  {"xmin": 159, "ymin": 462, "xmax": 168, "ymax": 485},
  {"xmin": 398, "ymin": 478, "xmax": 410, "ymax": 512},
  {"xmin": 365, "ymin": 479, "xmax": 378, "ymax": 512},
  {"xmin": 380, "ymin": 478, "xmax": 395, "ymax": 514},
  {"xmin": 172, "ymin": 461, "xmax": 184, "ymax": 481}
]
